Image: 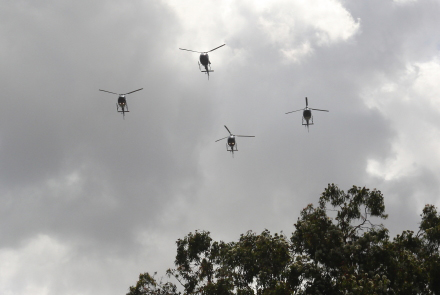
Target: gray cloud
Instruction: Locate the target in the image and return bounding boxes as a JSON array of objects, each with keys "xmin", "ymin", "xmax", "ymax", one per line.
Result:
[{"xmin": 1, "ymin": 0, "xmax": 440, "ymax": 294}]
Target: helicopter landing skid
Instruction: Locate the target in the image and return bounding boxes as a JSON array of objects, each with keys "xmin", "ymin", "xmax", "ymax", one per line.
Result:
[
  {"xmin": 201, "ymin": 70, "xmax": 214, "ymax": 72},
  {"xmin": 226, "ymin": 144, "xmax": 238, "ymax": 152},
  {"xmin": 302, "ymin": 118, "xmax": 313, "ymax": 125}
]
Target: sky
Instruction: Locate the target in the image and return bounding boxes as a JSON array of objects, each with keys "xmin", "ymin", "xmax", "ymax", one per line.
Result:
[{"xmin": 0, "ymin": 0, "xmax": 440, "ymax": 294}]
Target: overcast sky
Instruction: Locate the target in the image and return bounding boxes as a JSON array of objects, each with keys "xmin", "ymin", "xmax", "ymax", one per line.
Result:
[{"xmin": 1, "ymin": 0, "xmax": 440, "ymax": 294}]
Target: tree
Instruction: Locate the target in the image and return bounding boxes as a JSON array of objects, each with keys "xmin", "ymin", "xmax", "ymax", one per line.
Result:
[
  {"xmin": 127, "ymin": 272, "xmax": 178, "ymax": 295},
  {"xmin": 127, "ymin": 184, "xmax": 440, "ymax": 295}
]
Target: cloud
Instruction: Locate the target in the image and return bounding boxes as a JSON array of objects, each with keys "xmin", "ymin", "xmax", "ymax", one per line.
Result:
[
  {"xmin": 1, "ymin": 0, "xmax": 440, "ymax": 294},
  {"xmin": 166, "ymin": 0, "xmax": 359, "ymax": 63},
  {"xmin": 364, "ymin": 55, "xmax": 440, "ymax": 181},
  {"xmin": 256, "ymin": 0, "xmax": 360, "ymax": 46},
  {"xmin": 0, "ymin": 234, "xmax": 145, "ymax": 295}
]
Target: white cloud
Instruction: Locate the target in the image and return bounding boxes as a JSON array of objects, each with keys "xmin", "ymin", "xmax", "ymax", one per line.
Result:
[
  {"xmin": 413, "ymin": 57, "xmax": 440, "ymax": 109},
  {"xmin": 0, "ymin": 235, "xmax": 70, "ymax": 295},
  {"xmin": 256, "ymin": 0, "xmax": 360, "ymax": 44},
  {"xmin": 164, "ymin": 0, "xmax": 359, "ymax": 63},
  {"xmin": 393, "ymin": 0, "xmax": 418, "ymax": 3},
  {"xmin": 364, "ymin": 55, "xmax": 440, "ymax": 181},
  {"xmin": 280, "ymin": 42, "xmax": 313, "ymax": 63},
  {"xmin": 0, "ymin": 234, "xmax": 144, "ymax": 295},
  {"xmin": 253, "ymin": 0, "xmax": 359, "ymax": 63}
]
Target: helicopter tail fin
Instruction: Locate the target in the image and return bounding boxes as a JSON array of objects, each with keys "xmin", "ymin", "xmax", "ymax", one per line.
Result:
[{"xmin": 201, "ymin": 70, "xmax": 213, "ymax": 80}]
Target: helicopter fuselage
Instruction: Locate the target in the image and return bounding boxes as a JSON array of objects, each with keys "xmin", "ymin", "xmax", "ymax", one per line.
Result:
[
  {"xmin": 227, "ymin": 136, "xmax": 237, "ymax": 155},
  {"xmin": 228, "ymin": 136, "xmax": 236, "ymax": 147},
  {"xmin": 303, "ymin": 109, "xmax": 312, "ymax": 124},
  {"xmin": 199, "ymin": 53, "xmax": 210, "ymax": 66},
  {"xmin": 117, "ymin": 96, "xmax": 127, "ymax": 109}
]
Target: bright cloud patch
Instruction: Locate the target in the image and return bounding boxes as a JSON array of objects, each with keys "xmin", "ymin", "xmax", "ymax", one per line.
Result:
[
  {"xmin": 393, "ymin": 0, "xmax": 418, "ymax": 3},
  {"xmin": 0, "ymin": 235, "xmax": 70, "ymax": 295},
  {"xmin": 280, "ymin": 42, "xmax": 313, "ymax": 63},
  {"xmin": 164, "ymin": 0, "xmax": 359, "ymax": 63},
  {"xmin": 0, "ymin": 234, "xmax": 138, "ymax": 295},
  {"xmin": 254, "ymin": 0, "xmax": 360, "ymax": 61},
  {"xmin": 257, "ymin": 0, "xmax": 359, "ymax": 43},
  {"xmin": 364, "ymin": 56, "xmax": 440, "ymax": 181}
]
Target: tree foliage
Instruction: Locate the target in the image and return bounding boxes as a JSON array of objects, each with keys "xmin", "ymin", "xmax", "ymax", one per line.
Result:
[{"xmin": 127, "ymin": 184, "xmax": 440, "ymax": 295}]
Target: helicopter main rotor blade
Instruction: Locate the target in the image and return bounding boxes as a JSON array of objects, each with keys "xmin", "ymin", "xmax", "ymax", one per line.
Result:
[
  {"xmin": 235, "ymin": 135, "xmax": 255, "ymax": 138},
  {"xmin": 208, "ymin": 44, "xmax": 226, "ymax": 52},
  {"xmin": 124, "ymin": 88, "xmax": 143, "ymax": 95},
  {"xmin": 179, "ymin": 48, "xmax": 203, "ymax": 53},
  {"xmin": 305, "ymin": 97, "xmax": 308, "ymax": 107},
  {"xmin": 310, "ymin": 108, "xmax": 329, "ymax": 112},
  {"xmin": 285, "ymin": 109, "xmax": 304, "ymax": 114},
  {"xmin": 224, "ymin": 125, "xmax": 232, "ymax": 135},
  {"xmin": 215, "ymin": 136, "xmax": 229, "ymax": 142},
  {"xmin": 99, "ymin": 89, "xmax": 118, "ymax": 95}
]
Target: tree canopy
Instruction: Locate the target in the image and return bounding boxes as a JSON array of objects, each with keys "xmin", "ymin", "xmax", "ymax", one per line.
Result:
[{"xmin": 127, "ymin": 184, "xmax": 440, "ymax": 295}]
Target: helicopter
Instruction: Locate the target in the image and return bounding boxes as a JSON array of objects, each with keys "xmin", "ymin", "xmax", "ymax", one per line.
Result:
[
  {"xmin": 285, "ymin": 97, "xmax": 329, "ymax": 131},
  {"xmin": 99, "ymin": 88, "xmax": 143, "ymax": 119},
  {"xmin": 215, "ymin": 125, "xmax": 255, "ymax": 157},
  {"xmin": 179, "ymin": 44, "xmax": 226, "ymax": 79}
]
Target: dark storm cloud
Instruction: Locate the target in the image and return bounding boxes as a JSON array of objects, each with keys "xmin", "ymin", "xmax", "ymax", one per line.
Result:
[
  {"xmin": 0, "ymin": 1, "xmax": 215, "ymax": 293},
  {"xmin": 0, "ymin": 0, "xmax": 203, "ymax": 246}
]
